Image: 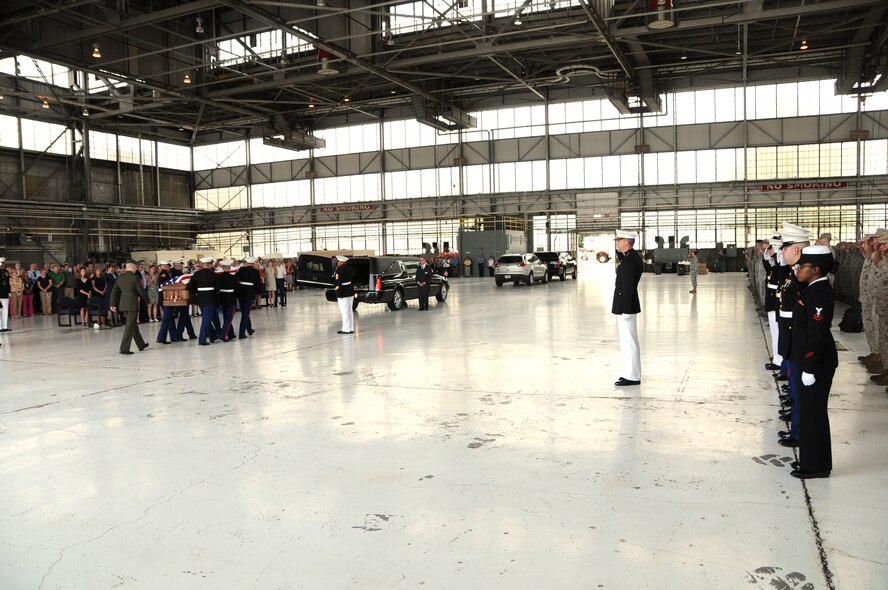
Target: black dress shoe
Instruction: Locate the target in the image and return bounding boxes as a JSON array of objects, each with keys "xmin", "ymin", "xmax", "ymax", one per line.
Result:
[
  {"xmin": 778, "ymin": 430, "xmax": 791, "ymax": 438},
  {"xmin": 790, "ymin": 461, "xmax": 800, "ymax": 470},
  {"xmin": 778, "ymin": 437, "xmax": 800, "ymax": 447},
  {"xmin": 138, "ymin": 343, "xmax": 149, "ymax": 351},
  {"xmin": 791, "ymin": 469, "xmax": 830, "ymax": 479},
  {"xmin": 778, "ymin": 412, "xmax": 792, "ymax": 421},
  {"xmin": 198, "ymin": 342, "xmax": 210, "ymax": 346},
  {"xmin": 119, "ymin": 351, "xmax": 134, "ymax": 355},
  {"xmin": 781, "ymin": 384, "xmax": 790, "ymax": 392},
  {"xmin": 248, "ymin": 329, "xmax": 255, "ymax": 335},
  {"xmin": 615, "ymin": 378, "xmax": 641, "ymax": 386},
  {"xmin": 775, "ymin": 374, "xmax": 789, "ymax": 382},
  {"xmin": 337, "ymin": 330, "xmax": 345, "ymax": 334},
  {"xmin": 764, "ymin": 363, "xmax": 781, "ymax": 370},
  {"xmin": 156, "ymin": 341, "xmax": 170, "ymax": 345}
]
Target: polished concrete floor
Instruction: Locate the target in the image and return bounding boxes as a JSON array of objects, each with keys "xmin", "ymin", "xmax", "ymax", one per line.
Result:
[{"xmin": 1, "ymin": 263, "xmax": 886, "ymax": 590}]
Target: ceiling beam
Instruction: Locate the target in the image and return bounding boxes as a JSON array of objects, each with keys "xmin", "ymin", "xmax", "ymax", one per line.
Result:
[
  {"xmin": 612, "ymin": 0, "xmax": 888, "ymax": 38},
  {"xmin": 31, "ymin": 0, "xmax": 220, "ymax": 51}
]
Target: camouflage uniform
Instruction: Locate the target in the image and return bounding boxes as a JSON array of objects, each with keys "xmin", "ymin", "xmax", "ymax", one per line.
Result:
[
  {"xmin": 874, "ymin": 255, "xmax": 888, "ymax": 373},
  {"xmin": 860, "ymin": 256, "xmax": 878, "ymax": 357}
]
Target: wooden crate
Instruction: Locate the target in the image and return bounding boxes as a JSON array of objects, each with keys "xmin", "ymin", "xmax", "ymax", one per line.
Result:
[
  {"xmin": 162, "ymin": 283, "xmax": 191, "ymax": 306},
  {"xmin": 698, "ymin": 263, "xmax": 709, "ymax": 275}
]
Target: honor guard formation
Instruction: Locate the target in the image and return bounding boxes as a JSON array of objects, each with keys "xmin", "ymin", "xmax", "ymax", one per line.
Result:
[{"xmin": 747, "ymin": 224, "xmax": 888, "ymax": 479}]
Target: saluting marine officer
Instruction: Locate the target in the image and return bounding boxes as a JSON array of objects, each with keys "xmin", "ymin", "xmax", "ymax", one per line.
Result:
[
  {"xmin": 789, "ymin": 245, "xmax": 839, "ymax": 479},
  {"xmin": 235, "ymin": 257, "xmax": 262, "ymax": 339},
  {"xmin": 776, "ymin": 223, "xmax": 811, "ymax": 448},
  {"xmin": 188, "ymin": 256, "xmax": 219, "ymax": 346},
  {"xmin": 333, "ymin": 255, "xmax": 355, "ymax": 334},
  {"xmin": 612, "ymin": 229, "xmax": 643, "ymax": 386},
  {"xmin": 217, "ymin": 259, "xmax": 238, "ymax": 342}
]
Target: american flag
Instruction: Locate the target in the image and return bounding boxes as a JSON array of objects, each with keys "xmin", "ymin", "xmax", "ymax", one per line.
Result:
[{"xmin": 162, "ymin": 273, "xmax": 192, "ymax": 286}]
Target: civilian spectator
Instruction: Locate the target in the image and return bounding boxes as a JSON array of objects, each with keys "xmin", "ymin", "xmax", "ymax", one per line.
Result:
[
  {"xmin": 285, "ymin": 260, "xmax": 295, "ymax": 292},
  {"xmin": 147, "ymin": 264, "xmax": 160, "ymax": 322},
  {"xmin": 27, "ymin": 263, "xmax": 42, "ymax": 313},
  {"xmin": 37, "ymin": 269, "xmax": 52, "ymax": 315},
  {"xmin": 275, "ymin": 258, "xmax": 286, "ymax": 306},
  {"xmin": 9, "ymin": 268, "xmax": 23, "ymax": 319},
  {"xmin": 62, "ymin": 264, "xmax": 75, "ymax": 298},
  {"xmin": 48, "ymin": 264, "xmax": 65, "ymax": 310},
  {"xmin": 488, "ymin": 255, "xmax": 495, "ymax": 277},
  {"xmin": 90, "ymin": 267, "xmax": 107, "ymax": 328},
  {"xmin": 75, "ymin": 267, "xmax": 91, "ymax": 327},
  {"xmin": 477, "ymin": 252, "xmax": 486, "ymax": 277},
  {"xmin": 22, "ymin": 272, "xmax": 34, "ymax": 317}
]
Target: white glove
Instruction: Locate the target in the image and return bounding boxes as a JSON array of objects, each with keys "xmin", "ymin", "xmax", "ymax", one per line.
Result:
[{"xmin": 801, "ymin": 372, "xmax": 816, "ymax": 386}]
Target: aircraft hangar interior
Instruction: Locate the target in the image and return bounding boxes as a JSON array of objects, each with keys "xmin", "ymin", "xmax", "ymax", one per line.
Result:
[{"xmin": 0, "ymin": 0, "xmax": 887, "ymax": 587}]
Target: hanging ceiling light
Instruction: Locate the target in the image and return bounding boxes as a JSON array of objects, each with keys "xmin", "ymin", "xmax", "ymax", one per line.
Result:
[
  {"xmin": 195, "ymin": 17, "xmax": 205, "ymax": 34},
  {"xmin": 91, "ymin": 43, "xmax": 101, "ymax": 59},
  {"xmin": 317, "ymin": 49, "xmax": 338, "ymax": 76},
  {"xmin": 41, "ymin": 98, "xmax": 50, "ymax": 109},
  {"xmin": 183, "ymin": 73, "xmax": 192, "ymax": 84},
  {"xmin": 82, "ymin": 107, "xmax": 89, "ymax": 117},
  {"xmin": 647, "ymin": 0, "xmax": 675, "ymax": 30},
  {"xmin": 800, "ymin": 39, "xmax": 809, "ymax": 51},
  {"xmin": 308, "ymin": 102, "xmax": 316, "ymax": 108},
  {"xmin": 343, "ymin": 96, "xmax": 350, "ymax": 103},
  {"xmin": 316, "ymin": 0, "xmax": 325, "ymax": 6},
  {"xmin": 513, "ymin": 11, "xmax": 522, "ymax": 25}
]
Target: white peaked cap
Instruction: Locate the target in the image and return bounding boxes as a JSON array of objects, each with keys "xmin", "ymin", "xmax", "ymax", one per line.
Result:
[
  {"xmin": 335, "ymin": 255, "xmax": 348, "ymax": 262},
  {"xmin": 200, "ymin": 256, "xmax": 214, "ymax": 263},
  {"xmin": 614, "ymin": 229, "xmax": 638, "ymax": 240},
  {"xmin": 801, "ymin": 245, "xmax": 831, "ymax": 255},
  {"xmin": 220, "ymin": 259, "xmax": 233, "ymax": 266},
  {"xmin": 158, "ymin": 260, "xmax": 171, "ymax": 265},
  {"xmin": 781, "ymin": 222, "xmax": 810, "ymax": 244},
  {"xmin": 244, "ymin": 256, "xmax": 258, "ymax": 263}
]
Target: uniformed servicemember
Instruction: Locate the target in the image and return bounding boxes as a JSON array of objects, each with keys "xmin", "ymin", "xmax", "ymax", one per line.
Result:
[
  {"xmin": 155, "ymin": 260, "xmax": 176, "ymax": 345},
  {"xmin": 188, "ymin": 256, "xmax": 219, "ymax": 346},
  {"xmin": 869, "ymin": 231, "xmax": 888, "ymax": 385},
  {"xmin": 235, "ymin": 257, "xmax": 262, "ymax": 339},
  {"xmin": 612, "ymin": 229, "xmax": 643, "ymax": 386},
  {"xmin": 333, "ymin": 255, "xmax": 355, "ymax": 334},
  {"xmin": 857, "ymin": 232, "xmax": 882, "ymax": 370},
  {"xmin": 775, "ymin": 223, "xmax": 811, "ymax": 448},
  {"xmin": 764, "ymin": 234, "xmax": 783, "ymax": 370},
  {"xmin": 788, "ymin": 245, "xmax": 839, "ymax": 479},
  {"xmin": 110, "ymin": 261, "xmax": 150, "ymax": 355},
  {"xmin": 217, "ymin": 259, "xmax": 238, "ymax": 342},
  {"xmin": 688, "ymin": 249, "xmax": 698, "ymax": 294}
]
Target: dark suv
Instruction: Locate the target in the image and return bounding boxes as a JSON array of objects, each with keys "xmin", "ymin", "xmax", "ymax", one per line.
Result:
[
  {"xmin": 536, "ymin": 251, "xmax": 578, "ymax": 280},
  {"xmin": 323, "ymin": 256, "xmax": 449, "ymax": 310}
]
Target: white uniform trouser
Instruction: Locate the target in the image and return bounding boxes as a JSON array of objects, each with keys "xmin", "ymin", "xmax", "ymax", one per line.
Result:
[
  {"xmin": 337, "ymin": 296, "xmax": 354, "ymax": 332},
  {"xmin": 617, "ymin": 313, "xmax": 641, "ymax": 381},
  {"xmin": 0, "ymin": 298, "xmax": 8, "ymax": 329},
  {"xmin": 767, "ymin": 311, "xmax": 783, "ymax": 365}
]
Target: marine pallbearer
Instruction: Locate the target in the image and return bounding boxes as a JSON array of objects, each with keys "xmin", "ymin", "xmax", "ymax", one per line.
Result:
[{"xmin": 188, "ymin": 257, "xmax": 219, "ymax": 346}]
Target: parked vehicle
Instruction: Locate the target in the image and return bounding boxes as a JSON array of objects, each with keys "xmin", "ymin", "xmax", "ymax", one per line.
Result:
[
  {"xmin": 295, "ymin": 254, "xmax": 335, "ymax": 288},
  {"xmin": 322, "ymin": 256, "xmax": 449, "ymax": 310},
  {"xmin": 494, "ymin": 253, "xmax": 549, "ymax": 286},
  {"xmin": 536, "ymin": 251, "xmax": 578, "ymax": 280},
  {"xmin": 596, "ymin": 251, "xmax": 611, "ymax": 263}
]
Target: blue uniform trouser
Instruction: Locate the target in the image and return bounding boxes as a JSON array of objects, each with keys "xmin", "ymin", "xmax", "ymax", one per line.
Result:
[
  {"xmin": 238, "ymin": 296, "xmax": 253, "ymax": 338},
  {"xmin": 785, "ymin": 360, "xmax": 801, "ymax": 440},
  {"xmin": 174, "ymin": 309, "xmax": 196, "ymax": 340},
  {"xmin": 156, "ymin": 304, "xmax": 174, "ymax": 343},
  {"xmin": 198, "ymin": 304, "xmax": 217, "ymax": 344},
  {"xmin": 220, "ymin": 304, "xmax": 236, "ymax": 340},
  {"xmin": 211, "ymin": 306, "xmax": 222, "ymax": 338}
]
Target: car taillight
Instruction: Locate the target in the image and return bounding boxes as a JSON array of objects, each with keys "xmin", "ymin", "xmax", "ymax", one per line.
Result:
[
  {"xmin": 557, "ymin": 261, "xmax": 561, "ymax": 268},
  {"xmin": 518, "ymin": 262, "xmax": 526, "ymax": 268}
]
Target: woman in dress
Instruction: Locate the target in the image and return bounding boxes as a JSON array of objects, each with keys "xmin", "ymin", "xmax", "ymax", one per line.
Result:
[
  {"xmin": 265, "ymin": 260, "xmax": 277, "ymax": 307},
  {"xmin": 147, "ymin": 264, "xmax": 159, "ymax": 322},
  {"xmin": 90, "ymin": 267, "xmax": 107, "ymax": 328},
  {"xmin": 789, "ymin": 245, "xmax": 838, "ymax": 479},
  {"xmin": 75, "ymin": 267, "xmax": 91, "ymax": 326}
]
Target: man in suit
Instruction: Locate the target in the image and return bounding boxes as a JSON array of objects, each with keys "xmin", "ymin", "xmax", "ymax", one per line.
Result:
[
  {"xmin": 612, "ymin": 229, "xmax": 643, "ymax": 386},
  {"xmin": 333, "ymin": 255, "xmax": 355, "ymax": 334},
  {"xmin": 110, "ymin": 261, "xmax": 150, "ymax": 355},
  {"xmin": 416, "ymin": 255, "xmax": 433, "ymax": 311}
]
